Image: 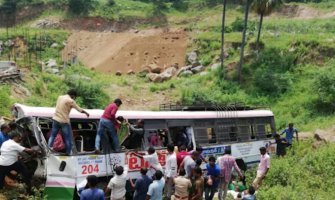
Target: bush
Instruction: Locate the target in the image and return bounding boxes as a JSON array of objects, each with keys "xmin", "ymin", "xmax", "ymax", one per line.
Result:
[
  {"xmin": 0, "ymin": 86, "xmax": 14, "ymax": 116},
  {"xmin": 313, "ymin": 69, "xmax": 335, "ymax": 112},
  {"xmin": 250, "ymin": 48, "xmax": 296, "ymax": 95},
  {"xmin": 68, "ymin": 0, "xmax": 95, "ymax": 15}
]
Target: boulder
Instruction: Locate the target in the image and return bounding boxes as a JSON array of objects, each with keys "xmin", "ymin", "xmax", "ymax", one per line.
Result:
[
  {"xmin": 191, "ymin": 61, "xmax": 201, "ymax": 68},
  {"xmin": 162, "ymin": 67, "xmax": 177, "ymax": 76},
  {"xmin": 147, "ymin": 63, "xmax": 162, "ymax": 74},
  {"xmin": 115, "ymin": 71, "xmax": 122, "ymax": 76},
  {"xmin": 46, "ymin": 59, "xmax": 57, "ymax": 68},
  {"xmin": 146, "ymin": 73, "xmax": 163, "ymax": 83},
  {"xmin": 179, "ymin": 70, "xmax": 193, "ymax": 77},
  {"xmin": 177, "ymin": 65, "xmax": 192, "ymax": 77},
  {"xmin": 127, "ymin": 69, "xmax": 135, "ymax": 75},
  {"xmin": 191, "ymin": 65, "xmax": 205, "ymax": 74},
  {"xmin": 187, "ymin": 50, "xmax": 199, "ymax": 64},
  {"xmin": 211, "ymin": 63, "xmax": 221, "ymax": 71},
  {"xmin": 50, "ymin": 43, "xmax": 59, "ymax": 48},
  {"xmin": 45, "ymin": 68, "xmax": 59, "ymax": 74}
]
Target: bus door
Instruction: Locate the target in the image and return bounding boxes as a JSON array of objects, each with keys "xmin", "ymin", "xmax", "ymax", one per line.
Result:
[{"xmin": 167, "ymin": 120, "xmax": 194, "ymax": 149}]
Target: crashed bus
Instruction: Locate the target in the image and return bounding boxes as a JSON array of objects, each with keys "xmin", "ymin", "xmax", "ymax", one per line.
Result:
[{"xmin": 13, "ymin": 103, "xmax": 276, "ymax": 199}]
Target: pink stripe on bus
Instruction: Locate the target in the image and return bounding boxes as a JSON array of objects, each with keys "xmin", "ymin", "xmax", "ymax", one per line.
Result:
[{"xmin": 46, "ymin": 181, "xmax": 76, "ymax": 187}]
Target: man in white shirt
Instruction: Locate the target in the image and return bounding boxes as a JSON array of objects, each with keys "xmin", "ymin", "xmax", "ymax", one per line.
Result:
[
  {"xmin": 134, "ymin": 147, "xmax": 163, "ymax": 178},
  {"xmin": 106, "ymin": 166, "xmax": 128, "ymax": 200},
  {"xmin": 146, "ymin": 170, "xmax": 165, "ymax": 200},
  {"xmin": 179, "ymin": 151, "xmax": 199, "ymax": 178},
  {"xmin": 165, "ymin": 144, "xmax": 177, "ymax": 200},
  {"xmin": 0, "ymin": 131, "xmax": 36, "ymax": 194}
]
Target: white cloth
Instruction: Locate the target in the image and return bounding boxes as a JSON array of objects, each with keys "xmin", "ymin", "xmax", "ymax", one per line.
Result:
[
  {"xmin": 183, "ymin": 156, "xmax": 195, "ymax": 177},
  {"xmin": 107, "ymin": 169, "xmax": 128, "ymax": 199},
  {"xmin": 0, "ymin": 139, "xmax": 25, "ymax": 166},
  {"xmin": 165, "ymin": 153, "xmax": 177, "ymax": 178},
  {"xmin": 257, "ymin": 153, "xmax": 270, "ymax": 176},
  {"xmin": 144, "ymin": 152, "xmax": 163, "ymax": 177}
]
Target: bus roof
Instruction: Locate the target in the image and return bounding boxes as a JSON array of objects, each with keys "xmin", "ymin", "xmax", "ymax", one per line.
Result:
[{"xmin": 14, "ymin": 103, "xmax": 274, "ymax": 120}]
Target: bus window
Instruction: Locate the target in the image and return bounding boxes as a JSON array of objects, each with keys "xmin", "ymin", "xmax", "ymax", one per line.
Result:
[
  {"xmin": 255, "ymin": 124, "xmax": 272, "ymax": 139},
  {"xmin": 169, "ymin": 127, "xmax": 191, "ymax": 148},
  {"xmin": 145, "ymin": 129, "xmax": 169, "ymax": 148},
  {"xmin": 193, "ymin": 127, "xmax": 216, "ymax": 145},
  {"xmin": 237, "ymin": 125, "xmax": 251, "ymax": 141}
]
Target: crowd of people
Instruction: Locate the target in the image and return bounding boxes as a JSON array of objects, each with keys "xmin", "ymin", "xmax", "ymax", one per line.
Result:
[{"xmin": 79, "ymin": 145, "xmax": 266, "ymax": 200}]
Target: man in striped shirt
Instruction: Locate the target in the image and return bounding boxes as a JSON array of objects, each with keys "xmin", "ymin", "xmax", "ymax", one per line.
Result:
[{"xmin": 216, "ymin": 149, "xmax": 244, "ymax": 200}]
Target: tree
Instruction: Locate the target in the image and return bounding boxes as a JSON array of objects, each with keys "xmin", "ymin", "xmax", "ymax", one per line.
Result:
[
  {"xmin": 221, "ymin": 0, "xmax": 227, "ymax": 80},
  {"xmin": 237, "ymin": 0, "xmax": 251, "ymax": 84},
  {"xmin": 252, "ymin": 0, "xmax": 283, "ymax": 51}
]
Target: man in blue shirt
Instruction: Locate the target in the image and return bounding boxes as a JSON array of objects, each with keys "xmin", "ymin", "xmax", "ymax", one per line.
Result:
[
  {"xmin": 130, "ymin": 167, "xmax": 153, "ymax": 200},
  {"xmin": 146, "ymin": 170, "xmax": 165, "ymax": 200},
  {"xmin": 80, "ymin": 175, "xmax": 104, "ymax": 200},
  {"xmin": 281, "ymin": 123, "xmax": 298, "ymax": 146},
  {"xmin": 0, "ymin": 124, "xmax": 11, "ymax": 148},
  {"xmin": 205, "ymin": 156, "xmax": 221, "ymax": 200}
]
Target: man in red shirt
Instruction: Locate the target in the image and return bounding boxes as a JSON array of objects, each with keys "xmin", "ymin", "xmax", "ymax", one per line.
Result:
[
  {"xmin": 95, "ymin": 99, "xmax": 122, "ymax": 153},
  {"xmin": 176, "ymin": 145, "xmax": 188, "ymax": 168}
]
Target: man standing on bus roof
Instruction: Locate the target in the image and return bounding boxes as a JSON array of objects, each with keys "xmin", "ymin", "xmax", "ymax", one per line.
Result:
[
  {"xmin": 216, "ymin": 148, "xmax": 244, "ymax": 200},
  {"xmin": 281, "ymin": 123, "xmax": 298, "ymax": 146},
  {"xmin": 48, "ymin": 89, "xmax": 89, "ymax": 155},
  {"xmin": 252, "ymin": 147, "xmax": 270, "ymax": 190},
  {"xmin": 95, "ymin": 98, "xmax": 122, "ymax": 153}
]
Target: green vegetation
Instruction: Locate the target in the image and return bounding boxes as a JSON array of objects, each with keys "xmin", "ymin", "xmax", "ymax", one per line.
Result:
[{"xmin": 245, "ymin": 140, "xmax": 335, "ymax": 199}]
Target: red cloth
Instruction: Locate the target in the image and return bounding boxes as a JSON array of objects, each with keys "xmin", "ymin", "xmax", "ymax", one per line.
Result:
[
  {"xmin": 101, "ymin": 103, "xmax": 118, "ymax": 124},
  {"xmin": 47, "ymin": 130, "xmax": 65, "ymax": 151},
  {"xmin": 176, "ymin": 151, "xmax": 189, "ymax": 167}
]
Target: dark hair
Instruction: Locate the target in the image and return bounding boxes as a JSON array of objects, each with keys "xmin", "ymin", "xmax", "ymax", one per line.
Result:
[
  {"xmin": 154, "ymin": 170, "xmax": 163, "ymax": 180},
  {"xmin": 289, "ymin": 123, "xmax": 294, "ymax": 126},
  {"xmin": 195, "ymin": 159, "xmax": 202, "ymax": 166},
  {"xmin": 274, "ymin": 133, "xmax": 280, "ymax": 138},
  {"xmin": 86, "ymin": 175, "xmax": 98, "ymax": 187},
  {"xmin": 179, "ymin": 168, "xmax": 186, "ymax": 176},
  {"xmin": 67, "ymin": 89, "xmax": 77, "ymax": 97},
  {"xmin": 114, "ymin": 98, "xmax": 122, "ymax": 105},
  {"xmin": 116, "ymin": 116, "xmax": 124, "ymax": 122},
  {"xmin": 148, "ymin": 146, "xmax": 155, "ymax": 154},
  {"xmin": 208, "ymin": 156, "xmax": 216, "ymax": 162},
  {"xmin": 248, "ymin": 186, "xmax": 256, "ymax": 195},
  {"xmin": 237, "ymin": 193, "xmax": 242, "ymax": 198},
  {"xmin": 167, "ymin": 143, "xmax": 174, "ymax": 152},
  {"xmin": 196, "ymin": 146, "xmax": 203, "ymax": 152},
  {"xmin": 179, "ymin": 145, "xmax": 186, "ymax": 151},
  {"xmin": 193, "ymin": 167, "xmax": 202, "ymax": 175},
  {"xmin": 259, "ymin": 147, "xmax": 266, "ymax": 151},
  {"xmin": 0, "ymin": 124, "xmax": 9, "ymax": 131},
  {"xmin": 8, "ymin": 121, "xmax": 17, "ymax": 130},
  {"xmin": 115, "ymin": 166, "xmax": 124, "ymax": 176},
  {"xmin": 224, "ymin": 148, "xmax": 231, "ymax": 155},
  {"xmin": 191, "ymin": 151, "xmax": 200, "ymax": 158},
  {"xmin": 140, "ymin": 167, "xmax": 148, "ymax": 175}
]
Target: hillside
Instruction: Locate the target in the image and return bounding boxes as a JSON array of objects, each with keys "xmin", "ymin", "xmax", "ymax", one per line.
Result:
[{"xmin": 0, "ymin": 1, "xmax": 335, "ymax": 129}]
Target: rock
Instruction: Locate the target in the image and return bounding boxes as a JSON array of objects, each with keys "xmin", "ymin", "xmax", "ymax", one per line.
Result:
[
  {"xmin": 179, "ymin": 70, "xmax": 193, "ymax": 77},
  {"xmin": 147, "ymin": 63, "xmax": 163, "ymax": 74},
  {"xmin": 160, "ymin": 67, "xmax": 177, "ymax": 81},
  {"xmin": 69, "ymin": 74, "xmax": 91, "ymax": 81},
  {"xmin": 127, "ymin": 69, "xmax": 135, "ymax": 75},
  {"xmin": 177, "ymin": 65, "xmax": 192, "ymax": 77},
  {"xmin": 45, "ymin": 68, "xmax": 59, "ymax": 74},
  {"xmin": 211, "ymin": 63, "xmax": 221, "ymax": 71},
  {"xmin": 314, "ymin": 129, "xmax": 335, "ymax": 143},
  {"xmin": 146, "ymin": 73, "xmax": 163, "ymax": 83},
  {"xmin": 171, "ymin": 63, "xmax": 179, "ymax": 69},
  {"xmin": 46, "ymin": 59, "xmax": 57, "ymax": 68},
  {"xmin": 187, "ymin": 50, "xmax": 199, "ymax": 64},
  {"xmin": 191, "ymin": 65, "xmax": 205, "ymax": 74},
  {"xmin": 32, "ymin": 19, "xmax": 60, "ymax": 29},
  {"xmin": 200, "ymin": 71, "xmax": 208, "ymax": 76},
  {"xmin": 191, "ymin": 61, "xmax": 201, "ymax": 68},
  {"xmin": 115, "ymin": 71, "xmax": 122, "ymax": 76},
  {"xmin": 50, "ymin": 43, "xmax": 58, "ymax": 48}
]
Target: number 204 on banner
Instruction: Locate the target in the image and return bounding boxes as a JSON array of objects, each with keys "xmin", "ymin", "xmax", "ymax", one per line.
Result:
[
  {"xmin": 81, "ymin": 164, "xmax": 99, "ymax": 175},
  {"xmin": 78, "ymin": 155, "xmax": 106, "ymax": 175}
]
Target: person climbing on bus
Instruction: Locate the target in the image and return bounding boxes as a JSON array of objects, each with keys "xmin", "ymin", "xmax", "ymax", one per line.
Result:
[
  {"xmin": 95, "ymin": 98, "xmax": 122, "ymax": 153},
  {"xmin": 281, "ymin": 123, "xmax": 298, "ymax": 147},
  {"xmin": 48, "ymin": 89, "xmax": 90, "ymax": 155},
  {"xmin": 122, "ymin": 119, "xmax": 144, "ymax": 149}
]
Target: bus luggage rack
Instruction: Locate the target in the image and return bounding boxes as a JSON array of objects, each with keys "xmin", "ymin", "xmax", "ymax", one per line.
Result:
[{"xmin": 159, "ymin": 103, "xmax": 256, "ymax": 111}]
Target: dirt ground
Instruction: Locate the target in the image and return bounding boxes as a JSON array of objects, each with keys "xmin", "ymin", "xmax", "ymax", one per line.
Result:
[
  {"xmin": 62, "ymin": 29, "xmax": 188, "ymax": 74},
  {"xmin": 270, "ymin": 4, "xmax": 335, "ymax": 19}
]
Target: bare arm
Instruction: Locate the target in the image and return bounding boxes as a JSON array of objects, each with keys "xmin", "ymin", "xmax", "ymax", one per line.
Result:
[
  {"xmin": 191, "ymin": 181, "xmax": 202, "ymax": 200},
  {"xmin": 129, "ymin": 178, "xmax": 135, "ymax": 188}
]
